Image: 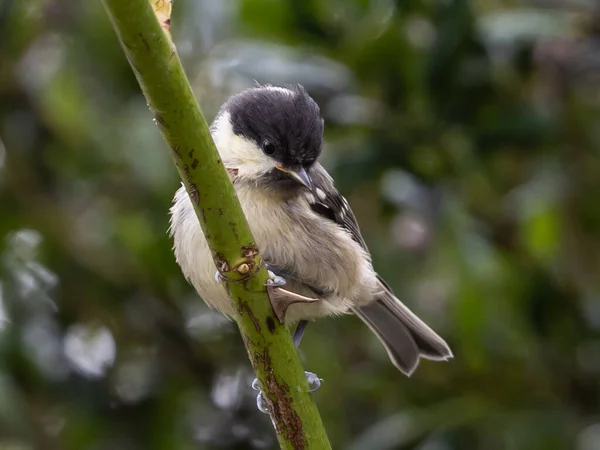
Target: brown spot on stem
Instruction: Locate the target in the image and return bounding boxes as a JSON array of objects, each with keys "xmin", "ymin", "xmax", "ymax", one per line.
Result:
[
  {"xmin": 214, "ymin": 253, "xmax": 230, "ymax": 274},
  {"xmin": 188, "ymin": 149, "xmax": 195, "ymax": 158},
  {"xmin": 229, "ymin": 222, "xmax": 239, "ymax": 240},
  {"xmin": 139, "ymin": 33, "xmax": 150, "ymax": 51},
  {"xmin": 241, "ymin": 245, "xmax": 259, "ymax": 259},
  {"xmin": 189, "ymin": 184, "xmax": 199, "ymax": 205},
  {"xmin": 192, "ymin": 159, "xmax": 199, "ymax": 169},
  {"xmin": 241, "ymin": 333, "xmax": 255, "ymax": 348},
  {"xmin": 182, "ymin": 165, "xmax": 190, "ymax": 180},
  {"xmin": 218, "ymin": 208, "xmax": 224, "ymax": 217},
  {"xmin": 155, "ymin": 114, "xmax": 167, "ymax": 128},
  {"xmin": 238, "ymin": 300, "xmax": 261, "ymax": 333},
  {"xmin": 266, "ymin": 316, "xmax": 276, "ymax": 334},
  {"xmin": 182, "ymin": 165, "xmax": 199, "ymax": 204},
  {"xmin": 254, "ymin": 349, "xmax": 306, "ymax": 449},
  {"xmin": 171, "ymin": 144, "xmax": 180, "ymax": 157},
  {"xmin": 152, "ymin": 0, "xmax": 172, "ymax": 34}
]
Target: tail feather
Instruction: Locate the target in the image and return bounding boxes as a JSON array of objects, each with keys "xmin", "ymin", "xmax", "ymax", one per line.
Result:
[{"xmin": 354, "ymin": 279, "xmax": 452, "ymax": 376}]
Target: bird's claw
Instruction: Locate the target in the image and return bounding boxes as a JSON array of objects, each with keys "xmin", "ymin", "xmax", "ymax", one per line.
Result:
[
  {"xmin": 215, "ymin": 269, "xmax": 288, "ymax": 286},
  {"xmin": 252, "ymin": 371, "xmax": 323, "ymax": 414},
  {"xmin": 265, "ymin": 270, "xmax": 286, "ymax": 287},
  {"xmin": 304, "ymin": 371, "xmax": 323, "ymax": 392},
  {"xmin": 215, "ymin": 268, "xmax": 288, "ymax": 287},
  {"xmin": 255, "ymin": 391, "xmax": 269, "ymax": 414}
]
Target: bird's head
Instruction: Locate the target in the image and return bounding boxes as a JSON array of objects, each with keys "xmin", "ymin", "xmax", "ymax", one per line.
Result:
[{"xmin": 211, "ymin": 84, "xmax": 324, "ymax": 192}]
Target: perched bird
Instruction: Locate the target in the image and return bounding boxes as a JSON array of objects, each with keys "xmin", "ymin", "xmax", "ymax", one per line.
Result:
[{"xmin": 170, "ymin": 84, "xmax": 452, "ymax": 378}]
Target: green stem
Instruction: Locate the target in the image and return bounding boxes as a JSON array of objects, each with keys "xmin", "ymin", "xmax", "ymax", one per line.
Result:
[{"xmin": 101, "ymin": 0, "xmax": 332, "ymax": 448}]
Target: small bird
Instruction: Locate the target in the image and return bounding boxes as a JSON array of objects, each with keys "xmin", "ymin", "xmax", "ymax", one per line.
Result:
[{"xmin": 170, "ymin": 84, "xmax": 452, "ymax": 379}]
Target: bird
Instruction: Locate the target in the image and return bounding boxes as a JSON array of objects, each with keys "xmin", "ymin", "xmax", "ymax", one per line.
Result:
[{"xmin": 169, "ymin": 84, "xmax": 452, "ymax": 381}]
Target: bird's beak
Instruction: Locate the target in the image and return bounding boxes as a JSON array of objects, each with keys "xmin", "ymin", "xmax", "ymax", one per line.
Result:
[{"xmin": 275, "ymin": 165, "xmax": 312, "ymax": 189}]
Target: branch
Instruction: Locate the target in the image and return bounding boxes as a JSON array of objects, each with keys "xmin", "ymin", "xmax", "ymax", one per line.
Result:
[{"xmin": 101, "ymin": 0, "xmax": 332, "ymax": 448}]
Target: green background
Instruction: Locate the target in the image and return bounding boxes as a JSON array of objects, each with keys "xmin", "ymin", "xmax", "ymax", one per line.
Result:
[{"xmin": 1, "ymin": 1, "xmax": 600, "ymax": 449}]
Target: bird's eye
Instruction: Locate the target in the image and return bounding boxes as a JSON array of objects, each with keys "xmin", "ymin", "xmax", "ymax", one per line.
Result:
[{"xmin": 262, "ymin": 140, "xmax": 276, "ymax": 155}]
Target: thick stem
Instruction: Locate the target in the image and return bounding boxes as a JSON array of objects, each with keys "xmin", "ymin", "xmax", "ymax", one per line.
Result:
[{"xmin": 101, "ymin": 1, "xmax": 332, "ymax": 448}]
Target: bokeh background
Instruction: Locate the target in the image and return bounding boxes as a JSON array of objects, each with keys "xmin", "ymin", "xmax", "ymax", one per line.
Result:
[{"xmin": 1, "ymin": 0, "xmax": 600, "ymax": 449}]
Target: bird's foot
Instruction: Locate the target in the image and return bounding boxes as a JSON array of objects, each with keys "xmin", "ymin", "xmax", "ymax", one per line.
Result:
[
  {"xmin": 251, "ymin": 372, "xmax": 323, "ymax": 414},
  {"xmin": 265, "ymin": 270, "xmax": 286, "ymax": 287},
  {"xmin": 304, "ymin": 371, "xmax": 322, "ymax": 391},
  {"xmin": 214, "ymin": 269, "xmax": 286, "ymax": 285}
]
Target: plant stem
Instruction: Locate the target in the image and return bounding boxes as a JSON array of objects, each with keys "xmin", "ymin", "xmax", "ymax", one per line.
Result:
[{"xmin": 101, "ymin": 0, "xmax": 332, "ymax": 448}]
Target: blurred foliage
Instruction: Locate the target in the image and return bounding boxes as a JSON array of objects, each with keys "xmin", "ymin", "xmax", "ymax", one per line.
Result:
[{"xmin": 1, "ymin": 0, "xmax": 600, "ymax": 449}]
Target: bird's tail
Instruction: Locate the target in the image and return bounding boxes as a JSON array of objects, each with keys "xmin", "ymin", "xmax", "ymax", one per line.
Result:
[{"xmin": 353, "ymin": 277, "xmax": 452, "ymax": 376}]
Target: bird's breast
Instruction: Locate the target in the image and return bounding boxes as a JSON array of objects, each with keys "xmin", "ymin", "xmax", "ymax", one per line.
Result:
[{"xmin": 236, "ymin": 185, "xmax": 376, "ymax": 301}]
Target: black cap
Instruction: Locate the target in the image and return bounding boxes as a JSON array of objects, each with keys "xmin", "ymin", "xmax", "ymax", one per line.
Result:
[{"xmin": 222, "ymin": 84, "xmax": 324, "ymax": 169}]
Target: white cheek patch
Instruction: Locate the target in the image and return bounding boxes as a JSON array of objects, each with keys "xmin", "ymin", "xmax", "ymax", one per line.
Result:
[
  {"xmin": 210, "ymin": 112, "xmax": 276, "ymax": 180},
  {"xmin": 229, "ymin": 135, "xmax": 275, "ymax": 179},
  {"xmin": 210, "ymin": 112, "xmax": 233, "ymax": 154}
]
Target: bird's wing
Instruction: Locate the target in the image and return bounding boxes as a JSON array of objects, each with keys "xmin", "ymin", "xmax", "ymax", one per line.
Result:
[
  {"xmin": 307, "ymin": 165, "xmax": 453, "ymax": 369},
  {"xmin": 262, "ymin": 164, "xmax": 370, "ymax": 297},
  {"xmin": 307, "ymin": 164, "xmax": 369, "ymax": 250}
]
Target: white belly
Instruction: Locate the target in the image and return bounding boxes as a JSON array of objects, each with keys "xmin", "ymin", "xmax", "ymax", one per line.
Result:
[{"xmin": 170, "ymin": 185, "xmax": 378, "ymax": 323}]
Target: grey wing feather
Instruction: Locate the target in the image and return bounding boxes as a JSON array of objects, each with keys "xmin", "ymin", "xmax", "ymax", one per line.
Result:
[
  {"xmin": 308, "ymin": 164, "xmax": 368, "ymax": 249},
  {"xmin": 308, "ymin": 164, "xmax": 453, "ymax": 374}
]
